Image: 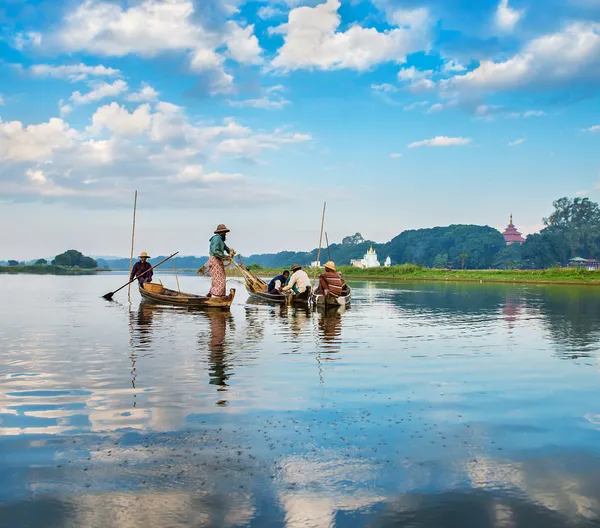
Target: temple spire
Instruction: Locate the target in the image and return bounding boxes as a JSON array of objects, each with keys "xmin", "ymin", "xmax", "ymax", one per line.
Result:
[{"xmin": 510, "ymin": 213, "xmax": 513, "ymax": 225}]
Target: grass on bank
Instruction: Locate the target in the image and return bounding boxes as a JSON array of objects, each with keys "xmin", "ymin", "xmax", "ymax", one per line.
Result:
[
  {"xmin": 232, "ymin": 264, "xmax": 600, "ymax": 285},
  {"xmin": 0, "ymin": 264, "xmax": 103, "ymax": 275}
]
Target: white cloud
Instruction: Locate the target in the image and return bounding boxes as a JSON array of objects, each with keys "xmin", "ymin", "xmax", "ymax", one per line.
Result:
[
  {"xmin": 397, "ymin": 67, "xmax": 434, "ymax": 93},
  {"xmin": 258, "ymin": 5, "xmax": 286, "ymax": 19},
  {"xmin": 403, "ymin": 100, "xmax": 429, "ymax": 111},
  {"xmin": 586, "ymin": 125, "xmax": 600, "ymax": 132},
  {"xmin": 28, "ymin": 63, "xmax": 121, "ymax": 82},
  {"xmin": 441, "ymin": 22, "xmax": 600, "ymax": 96},
  {"xmin": 408, "ymin": 136, "xmax": 472, "ymax": 148},
  {"xmin": 127, "ymin": 83, "xmax": 159, "ymax": 102},
  {"xmin": 26, "ymin": 168, "xmax": 47, "ymax": 184},
  {"xmin": 495, "ymin": 0, "xmax": 523, "ymax": 32},
  {"xmin": 427, "ymin": 103, "xmax": 444, "ymax": 114},
  {"xmin": 523, "ymin": 110, "xmax": 545, "ymax": 118},
  {"xmin": 0, "ymin": 118, "xmax": 78, "ymax": 163},
  {"xmin": 188, "ymin": 49, "xmax": 234, "ymax": 95},
  {"xmin": 228, "ymin": 86, "xmax": 291, "ymax": 110},
  {"xmin": 225, "ymin": 22, "xmax": 262, "ymax": 65},
  {"xmin": 442, "ymin": 60, "xmax": 466, "ymax": 73},
  {"xmin": 371, "ymin": 83, "xmax": 399, "ymax": 93},
  {"xmin": 53, "ymin": 0, "xmax": 214, "ymax": 56},
  {"xmin": 576, "ymin": 190, "xmax": 588, "ymax": 197},
  {"xmin": 70, "ymin": 80, "xmax": 128, "ymax": 105},
  {"xmin": 88, "ymin": 103, "xmax": 152, "ymax": 137},
  {"xmin": 389, "ymin": 153, "xmax": 402, "ymax": 158},
  {"xmin": 271, "ymin": 0, "xmax": 431, "ymax": 71},
  {"xmin": 59, "ymin": 99, "xmax": 73, "ymax": 117},
  {"xmin": 172, "ymin": 165, "xmax": 244, "ymax": 184},
  {"xmin": 508, "ymin": 138, "xmax": 525, "ymax": 146}
]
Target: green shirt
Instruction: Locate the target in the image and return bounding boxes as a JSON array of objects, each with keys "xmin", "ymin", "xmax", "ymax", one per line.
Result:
[{"xmin": 209, "ymin": 234, "xmax": 231, "ymax": 259}]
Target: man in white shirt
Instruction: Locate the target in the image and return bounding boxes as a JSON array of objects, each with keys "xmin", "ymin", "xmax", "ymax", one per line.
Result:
[{"xmin": 282, "ymin": 264, "xmax": 311, "ymax": 298}]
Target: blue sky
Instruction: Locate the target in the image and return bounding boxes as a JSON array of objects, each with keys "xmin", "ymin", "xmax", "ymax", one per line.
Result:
[{"xmin": 1, "ymin": 0, "xmax": 599, "ymax": 259}]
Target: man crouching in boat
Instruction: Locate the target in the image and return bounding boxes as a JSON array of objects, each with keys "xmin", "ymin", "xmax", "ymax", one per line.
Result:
[
  {"xmin": 317, "ymin": 261, "xmax": 343, "ymax": 297},
  {"xmin": 282, "ymin": 264, "xmax": 311, "ymax": 300},
  {"xmin": 207, "ymin": 224, "xmax": 235, "ymax": 298},
  {"xmin": 130, "ymin": 252, "xmax": 153, "ymax": 286},
  {"xmin": 268, "ymin": 270, "xmax": 290, "ymax": 294}
]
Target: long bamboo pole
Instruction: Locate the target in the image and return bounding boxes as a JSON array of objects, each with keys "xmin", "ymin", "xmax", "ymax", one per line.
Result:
[
  {"xmin": 314, "ymin": 202, "xmax": 326, "ymax": 283},
  {"xmin": 127, "ymin": 190, "xmax": 138, "ymax": 300},
  {"xmin": 172, "ymin": 259, "xmax": 181, "ymax": 292}
]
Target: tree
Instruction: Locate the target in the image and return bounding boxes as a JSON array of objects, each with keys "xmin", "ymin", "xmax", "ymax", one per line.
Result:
[
  {"xmin": 432, "ymin": 253, "xmax": 449, "ymax": 268},
  {"xmin": 342, "ymin": 233, "xmax": 365, "ymax": 245},
  {"xmin": 458, "ymin": 253, "xmax": 468, "ymax": 270},
  {"xmin": 35, "ymin": 258, "xmax": 48, "ymax": 265},
  {"xmin": 52, "ymin": 250, "xmax": 98, "ymax": 268},
  {"xmin": 8, "ymin": 260, "xmax": 19, "ymax": 266}
]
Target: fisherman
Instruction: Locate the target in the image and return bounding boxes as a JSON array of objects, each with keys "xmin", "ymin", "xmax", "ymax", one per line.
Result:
[
  {"xmin": 282, "ymin": 264, "xmax": 311, "ymax": 299},
  {"xmin": 207, "ymin": 224, "xmax": 235, "ymax": 298},
  {"xmin": 130, "ymin": 252, "xmax": 153, "ymax": 286},
  {"xmin": 317, "ymin": 261, "xmax": 343, "ymax": 297},
  {"xmin": 268, "ymin": 270, "xmax": 290, "ymax": 294}
]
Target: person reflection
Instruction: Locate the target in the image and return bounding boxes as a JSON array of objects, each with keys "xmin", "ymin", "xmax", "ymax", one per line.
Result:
[
  {"xmin": 136, "ymin": 301, "xmax": 155, "ymax": 346},
  {"xmin": 318, "ymin": 307, "xmax": 343, "ymax": 355},
  {"xmin": 199, "ymin": 310, "xmax": 234, "ymax": 404},
  {"xmin": 289, "ymin": 306, "xmax": 312, "ymax": 341}
]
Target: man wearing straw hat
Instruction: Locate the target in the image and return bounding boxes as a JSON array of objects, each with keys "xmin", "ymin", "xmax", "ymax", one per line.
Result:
[
  {"xmin": 207, "ymin": 224, "xmax": 235, "ymax": 297},
  {"xmin": 130, "ymin": 252, "xmax": 153, "ymax": 286},
  {"xmin": 317, "ymin": 261, "xmax": 343, "ymax": 297},
  {"xmin": 282, "ymin": 264, "xmax": 311, "ymax": 299}
]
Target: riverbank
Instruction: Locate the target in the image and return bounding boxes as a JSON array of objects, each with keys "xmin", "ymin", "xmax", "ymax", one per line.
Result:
[
  {"xmin": 0, "ymin": 265, "xmax": 106, "ymax": 275},
  {"xmin": 231, "ymin": 265, "xmax": 600, "ymax": 285}
]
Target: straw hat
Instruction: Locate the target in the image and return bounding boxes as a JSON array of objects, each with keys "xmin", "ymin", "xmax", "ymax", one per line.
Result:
[
  {"xmin": 324, "ymin": 261, "xmax": 336, "ymax": 271},
  {"xmin": 214, "ymin": 224, "xmax": 230, "ymax": 234},
  {"xmin": 290, "ymin": 263, "xmax": 302, "ymax": 272},
  {"xmin": 139, "ymin": 252, "xmax": 150, "ymax": 258}
]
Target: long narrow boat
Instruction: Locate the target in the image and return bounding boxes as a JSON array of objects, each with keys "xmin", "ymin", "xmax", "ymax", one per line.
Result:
[
  {"xmin": 139, "ymin": 283, "xmax": 235, "ymax": 309},
  {"xmin": 247, "ymin": 289, "xmax": 287, "ymax": 304},
  {"xmin": 312, "ymin": 284, "xmax": 351, "ymax": 307}
]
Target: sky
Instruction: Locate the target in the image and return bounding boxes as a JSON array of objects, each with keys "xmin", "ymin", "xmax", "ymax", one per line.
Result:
[{"xmin": 1, "ymin": 0, "xmax": 599, "ymax": 260}]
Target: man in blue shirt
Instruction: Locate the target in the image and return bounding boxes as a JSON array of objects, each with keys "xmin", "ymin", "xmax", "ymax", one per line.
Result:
[{"xmin": 268, "ymin": 270, "xmax": 290, "ymax": 294}]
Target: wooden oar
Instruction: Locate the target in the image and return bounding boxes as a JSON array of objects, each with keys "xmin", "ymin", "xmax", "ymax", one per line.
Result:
[{"xmin": 102, "ymin": 252, "xmax": 179, "ymax": 300}]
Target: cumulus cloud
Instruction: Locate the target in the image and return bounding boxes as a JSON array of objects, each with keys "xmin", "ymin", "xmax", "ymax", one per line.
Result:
[
  {"xmin": 29, "ymin": 0, "xmax": 263, "ymax": 96},
  {"xmin": 70, "ymin": 80, "xmax": 128, "ymax": 105},
  {"xmin": 271, "ymin": 0, "xmax": 431, "ymax": 71},
  {"xmin": 408, "ymin": 136, "xmax": 472, "ymax": 148},
  {"xmin": 495, "ymin": 0, "xmax": 523, "ymax": 32},
  {"xmin": 397, "ymin": 66, "xmax": 434, "ymax": 92},
  {"xmin": 443, "ymin": 60, "xmax": 466, "ymax": 73},
  {"xmin": 258, "ymin": 5, "xmax": 286, "ymax": 19},
  {"xmin": 0, "ymin": 118, "xmax": 78, "ymax": 163},
  {"xmin": 127, "ymin": 83, "xmax": 159, "ymax": 102},
  {"xmin": 508, "ymin": 138, "xmax": 525, "ymax": 146},
  {"xmin": 427, "ymin": 103, "xmax": 444, "ymax": 114},
  {"xmin": 371, "ymin": 83, "xmax": 399, "ymax": 93},
  {"xmin": 28, "ymin": 63, "xmax": 121, "ymax": 82},
  {"xmin": 586, "ymin": 125, "xmax": 600, "ymax": 132},
  {"xmin": 88, "ymin": 103, "xmax": 153, "ymax": 137},
  {"xmin": 225, "ymin": 22, "xmax": 262, "ymax": 65},
  {"xmin": 441, "ymin": 22, "xmax": 600, "ymax": 97}
]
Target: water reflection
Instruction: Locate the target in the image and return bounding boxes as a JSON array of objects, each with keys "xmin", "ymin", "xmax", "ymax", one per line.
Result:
[{"xmin": 2, "ymin": 275, "xmax": 600, "ymax": 527}]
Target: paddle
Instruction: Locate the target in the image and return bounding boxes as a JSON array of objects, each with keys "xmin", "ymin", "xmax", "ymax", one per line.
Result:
[{"xmin": 102, "ymin": 252, "xmax": 179, "ymax": 300}]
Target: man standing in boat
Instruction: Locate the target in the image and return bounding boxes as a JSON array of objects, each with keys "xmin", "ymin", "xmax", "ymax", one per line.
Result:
[
  {"xmin": 268, "ymin": 270, "xmax": 290, "ymax": 294},
  {"xmin": 207, "ymin": 224, "xmax": 235, "ymax": 298},
  {"xmin": 130, "ymin": 252, "xmax": 153, "ymax": 286},
  {"xmin": 317, "ymin": 261, "xmax": 343, "ymax": 297},
  {"xmin": 282, "ymin": 264, "xmax": 311, "ymax": 300}
]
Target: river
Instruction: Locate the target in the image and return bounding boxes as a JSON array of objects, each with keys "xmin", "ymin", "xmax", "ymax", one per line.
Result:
[{"xmin": 1, "ymin": 274, "xmax": 600, "ymax": 527}]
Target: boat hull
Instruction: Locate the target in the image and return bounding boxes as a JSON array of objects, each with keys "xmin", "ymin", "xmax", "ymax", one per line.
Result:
[
  {"xmin": 312, "ymin": 286, "xmax": 351, "ymax": 307},
  {"xmin": 139, "ymin": 284, "xmax": 235, "ymax": 309},
  {"xmin": 247, "ymin": 290, "xmax": 287, "ymax": 304}
]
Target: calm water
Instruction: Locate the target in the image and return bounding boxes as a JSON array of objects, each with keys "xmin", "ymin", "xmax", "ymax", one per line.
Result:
[{"xmin": 2, "ymin": 274, "xmax": 600, "ymax": 528}]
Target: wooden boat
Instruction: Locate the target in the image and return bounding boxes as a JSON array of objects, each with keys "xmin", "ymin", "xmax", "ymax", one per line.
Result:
[
  {"xmin": 139, "ymin": 283, "xmax": 235, "ymax": 309},
  {"xmin": 312, "ymin": 284, "xmax": 351, "ymax": 307},
  {"xmin": 247, "ymin": 289, "xmax": 287, "ymax": 304}
]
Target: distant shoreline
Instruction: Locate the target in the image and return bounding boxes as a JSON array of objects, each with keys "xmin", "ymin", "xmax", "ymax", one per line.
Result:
[
  {"xmin": 0, "ymin": 265, "xmax": 109, "ymax": 275},
  {"xmin": 227, "ymin": 265, "xmax": 600, "ymax": 286}
]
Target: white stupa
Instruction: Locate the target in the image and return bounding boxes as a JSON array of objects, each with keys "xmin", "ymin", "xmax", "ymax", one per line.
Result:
[
  {"xmin": 384, "ymin": 256, "xmax": 391, "ymax": 267},
  {"xmin": 351, "ymin": 245, "xmax": 381, "ymax": 269}
]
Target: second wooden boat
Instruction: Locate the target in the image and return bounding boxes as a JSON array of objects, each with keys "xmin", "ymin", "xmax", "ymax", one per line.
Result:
[
  {"xmin": 139, "ymin": 283, "xmax": 235, "ymax": 309},
  {"xmin": 312, "ymin": 284, "xmax": 352, "ymax": 307}
]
